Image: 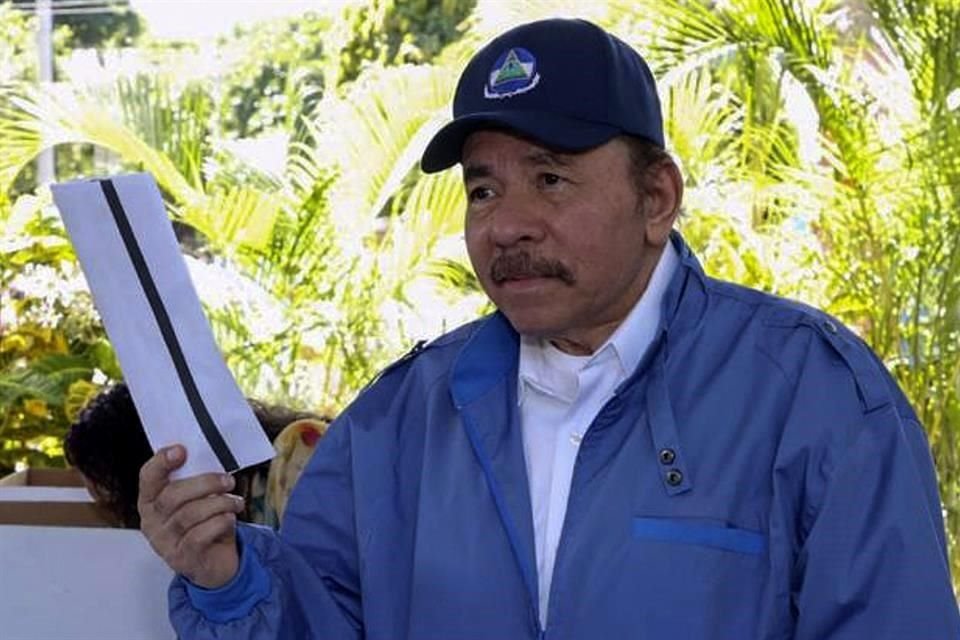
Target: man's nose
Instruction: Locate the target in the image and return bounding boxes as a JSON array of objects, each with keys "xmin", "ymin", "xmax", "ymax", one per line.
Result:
[{"xmin": 489, "ymin": 191, "xmax": 546, "ymax": 248}]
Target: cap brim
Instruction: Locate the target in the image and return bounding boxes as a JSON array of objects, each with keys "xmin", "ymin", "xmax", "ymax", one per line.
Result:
[{"xmin": 419, "ymin": 111, "xmax": 620, "ymax": 173}]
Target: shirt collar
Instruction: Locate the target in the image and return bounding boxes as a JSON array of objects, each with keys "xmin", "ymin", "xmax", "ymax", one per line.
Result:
[
  {"xmin": 518, "ymin": 337, "xmax": 587, "ymax": 404},
  {"xmin": 517, "ymin": 241, "xmax": 679, "ymax": 405}
]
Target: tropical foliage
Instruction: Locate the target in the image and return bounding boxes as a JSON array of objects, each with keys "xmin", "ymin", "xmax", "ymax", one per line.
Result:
[
  {"xmin": 0, "ymin": 190, "xmax": 112, "ymax": 471},
  {"xmin": 1, "ymin": 0, "xmax": 959, "ymax": 586}
]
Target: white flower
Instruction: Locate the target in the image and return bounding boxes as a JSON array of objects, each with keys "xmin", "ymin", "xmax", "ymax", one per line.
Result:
[{"xmin": 947, "ymin": 89, "xmax": 960, "ymax": 112}]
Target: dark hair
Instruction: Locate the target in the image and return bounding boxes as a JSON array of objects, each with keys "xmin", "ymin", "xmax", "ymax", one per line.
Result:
[
  {"xmin": 63, "ymin": 382, "xmax": 326, "ymax": 528},
  {"xmin": 621, "ymin": 135, "xmax": 674, "ymax": 195},
  {"xmin": 64, "ymin": 384, "xmax": 151, "ymax": 528},
  {"xmin": 246, "ymin": 399, "xmax": 322, "ymax": 441}
]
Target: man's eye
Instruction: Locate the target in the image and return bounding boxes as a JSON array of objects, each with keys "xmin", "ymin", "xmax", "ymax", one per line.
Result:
[
  {"xmin": 468, "ymin": 186, "xmax": 494, "ymax": 202},
  {"xmin": 540, "ymin": 173, "xmax": 565, "ymax": 187}
]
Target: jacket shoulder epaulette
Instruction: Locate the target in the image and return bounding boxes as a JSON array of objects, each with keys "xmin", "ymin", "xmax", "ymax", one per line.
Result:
[{"xmin": 759, "ymin": 299, "xmax": 890, "ymax": 412}]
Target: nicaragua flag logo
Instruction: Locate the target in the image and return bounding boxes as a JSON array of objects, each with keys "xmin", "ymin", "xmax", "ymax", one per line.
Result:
[{"xmin": 485, "ymin": 47, "xmax": 540, "ymax": 99}]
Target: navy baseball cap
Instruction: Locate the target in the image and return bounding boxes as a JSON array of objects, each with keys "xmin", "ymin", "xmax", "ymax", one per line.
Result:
[{"xmin": 420, "ymin": 18, "xmax": 664, "ymax": 173}]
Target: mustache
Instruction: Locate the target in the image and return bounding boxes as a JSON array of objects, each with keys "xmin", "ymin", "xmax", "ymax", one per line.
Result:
[{"xmin": 490, "ymin": 252, "xmax": 575, "ymax": 285}]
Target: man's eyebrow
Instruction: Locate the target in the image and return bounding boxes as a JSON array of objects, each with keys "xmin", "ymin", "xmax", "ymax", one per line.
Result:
[
  {"xmin": 462, "ymin": 149, "xmax": 574, "ymax": 181},
  {"xmin": 524, "ymin": 149, "xmax": 574, "ymax": 167},
  {"xmin": 463, "ymin": 164, "xmax": 491, "ymax": 182}
]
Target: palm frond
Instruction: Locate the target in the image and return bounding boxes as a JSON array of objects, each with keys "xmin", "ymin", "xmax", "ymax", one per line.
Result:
[
  {"xmin": 174, "ymin": 185, "xmax": 283, "ymax": 253},
  {"xmin": 380, "ymin": 168, "xmax": 465, "ymax": 296},
  {"xmin": 429, "ymin": 256, "xmax": 482, "ymax": 295},
  {"xmin": 0, "ymin": 82, "xmax": 197, "ymax": 201},
  {"xmin": 109, "ymin": 74, "xmax": 213, "ymax": 189},
  {"xmin": 312, "ymin": 63, "xmax": 456, "ymax": 244},
  {"xmin": 868, "ymin": 0, "xmax": 960, "ymax": 107},
  {"xmin": 663, "ymin": 68, "xmax": 741, "ymax": 186},
  {"xmin": 0, "ymin": 83, "xmax": 46, "ymax": 194}
]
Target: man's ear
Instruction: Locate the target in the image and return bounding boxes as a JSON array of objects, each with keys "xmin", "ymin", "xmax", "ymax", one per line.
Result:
[{"xmin": 641, "ymin": 160, "xmax": 683, "ymax": 246}]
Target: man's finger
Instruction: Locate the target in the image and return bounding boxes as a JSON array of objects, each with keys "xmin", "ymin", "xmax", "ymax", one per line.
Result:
[
  {"xmin": 138, "ymin": 445, "xmax": 185, "ymax": 504},
  {"xmin": 167, "ymin": 493, "xmax": 244, "ymax": 535},
  {"xmin": 153, "ymin": 472, "xmax": 234, "ymax": 518},
  {"xmin": 182, "ymin": 512, "xmax": 237, "ymax": 552}
]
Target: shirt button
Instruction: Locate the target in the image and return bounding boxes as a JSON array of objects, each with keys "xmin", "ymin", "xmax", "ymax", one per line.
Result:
[
  {"xmin": 658, "ymin": 448, "xmax": 676, "ymax": 465},
  {"xmin": 665, "ymin": 469, "xmax": 683, "ymax": 486},
  {"xmin": 570, "ymin": 432, "xmax": 583, "ymax": 446}
]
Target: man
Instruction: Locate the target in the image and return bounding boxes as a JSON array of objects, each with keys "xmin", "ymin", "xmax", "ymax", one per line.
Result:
[{"xmin": 139, "ymin": 18, "xmax": 960, "ymax": 639}]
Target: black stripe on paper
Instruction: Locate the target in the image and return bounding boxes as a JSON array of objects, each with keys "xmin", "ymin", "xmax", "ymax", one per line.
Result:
[{"xmin": 99, "ymin": 179, "xmax": 239, "ymax": 472}]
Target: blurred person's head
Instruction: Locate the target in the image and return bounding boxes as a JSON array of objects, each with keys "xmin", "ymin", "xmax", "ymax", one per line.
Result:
[
  {"xmin": 64, "ymin": 382, "xmax": 329, "ymax": 528},
  {"xmin": 64, "ymin": 384, "xmax": 150, "ymax": 527}
]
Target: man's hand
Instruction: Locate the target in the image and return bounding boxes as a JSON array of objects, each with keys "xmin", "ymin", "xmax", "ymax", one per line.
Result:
[{"xmin": 138, "ymin": 445, "xmax": 245, "ymax": 589}]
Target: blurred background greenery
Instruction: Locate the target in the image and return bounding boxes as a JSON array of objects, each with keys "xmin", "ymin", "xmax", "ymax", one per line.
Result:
[{"xmin": 1, "ymin": 0, "xmax": 958, "ymax": 584}]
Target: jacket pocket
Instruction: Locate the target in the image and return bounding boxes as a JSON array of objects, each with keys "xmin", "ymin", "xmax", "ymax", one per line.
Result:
[{"xmin": 632, "ymin": 517, "xmax": 766, "ymax": 555}]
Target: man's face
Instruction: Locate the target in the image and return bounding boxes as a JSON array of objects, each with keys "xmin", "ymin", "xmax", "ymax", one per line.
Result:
[{"xmin": 462, "ymin": 130, "xmax": 667, "ymax": 354}]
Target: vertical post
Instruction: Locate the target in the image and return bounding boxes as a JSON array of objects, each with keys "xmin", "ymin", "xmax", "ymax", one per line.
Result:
[{"xmin": 36, "ymin": 0, "xmax": 55, "ymax": 186}]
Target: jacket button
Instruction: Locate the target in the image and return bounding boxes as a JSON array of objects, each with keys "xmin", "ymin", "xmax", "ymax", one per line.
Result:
[
  {"xmin": 665, "ymin": 469, "xmax": 683, "ymax": 486},
  {"xmin": 658, "ymin": 448, "xmax": 676, "ymax": 465},
  {"xmin": 823, "ymin": 319, "xmax": 838, "ymax": 334}
]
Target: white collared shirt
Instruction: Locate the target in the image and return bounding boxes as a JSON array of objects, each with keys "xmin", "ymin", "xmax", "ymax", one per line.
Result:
[{"xmin": 518, "ymin": 241, "xmax": 679, "ymax": 627}]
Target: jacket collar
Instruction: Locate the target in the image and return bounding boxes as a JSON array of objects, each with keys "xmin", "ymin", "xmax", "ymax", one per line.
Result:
[{"xmin": 661, "ymin": 230, "xmax": 709, "ymax": 341}]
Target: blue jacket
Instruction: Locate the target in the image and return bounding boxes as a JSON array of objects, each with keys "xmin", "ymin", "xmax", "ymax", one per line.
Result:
[{"xmin": 170, "ymin": 234, "xmax": 960, "ymax": 639}]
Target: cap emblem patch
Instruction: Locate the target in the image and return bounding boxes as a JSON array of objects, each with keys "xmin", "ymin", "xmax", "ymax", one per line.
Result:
[{"xmin": 485, "ymin": 47, "xmax": 539, "ymax": 99}]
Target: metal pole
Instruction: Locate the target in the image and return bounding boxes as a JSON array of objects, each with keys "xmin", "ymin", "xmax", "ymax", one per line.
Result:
[{"xmin": 36, "ymin": 0, "xmax": 55, "ymax": 186}]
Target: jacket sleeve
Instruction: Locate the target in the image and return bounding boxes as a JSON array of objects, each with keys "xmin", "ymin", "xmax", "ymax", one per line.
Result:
[
  {"xmin": 167, "ymin": 416, "xmax": 364, "ymax": 639},
  {"xmin": 789, "ymin": 332, "xmax": 960, "ymax": 638}
]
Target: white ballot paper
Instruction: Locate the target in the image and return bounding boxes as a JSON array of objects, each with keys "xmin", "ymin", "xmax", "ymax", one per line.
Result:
[{"xmin": 51, "ymin": 173, "xmax": 274, "ymax": 479}]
